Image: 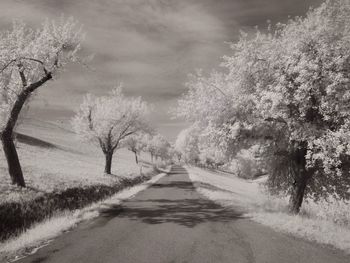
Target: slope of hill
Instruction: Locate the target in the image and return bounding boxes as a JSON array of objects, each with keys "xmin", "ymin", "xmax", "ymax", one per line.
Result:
[
  {"xmin": 0, "ymin": 117, "xmax": 152, "ymax": 204},
  {"xmin": 187, "ymin": 166, "xmax": 350, "ymax": 254}
]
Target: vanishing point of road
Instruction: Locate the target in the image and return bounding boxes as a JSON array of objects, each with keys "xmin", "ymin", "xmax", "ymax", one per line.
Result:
[{"xmin": 18, "ymin": 165, "xmax": 349, "ymax": 263}]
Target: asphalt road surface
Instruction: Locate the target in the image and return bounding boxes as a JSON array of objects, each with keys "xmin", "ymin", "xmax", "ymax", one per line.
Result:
[{"xmin": 18, "ymin": 165, "xmax": 349, "ymax": 263}]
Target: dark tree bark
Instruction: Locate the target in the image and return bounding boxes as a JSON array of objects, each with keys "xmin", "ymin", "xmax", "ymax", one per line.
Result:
[
  {"xmin": 134, "ymin": 151, "xmax": 138, "ymax": 164},
  {"xmin": 1, "ymin": 71, "xmax": 52, "ymax": 187},
  {"xmin": 288, "ymin": 142, "xmax": 313, "ymax": 214},
  {"xmin": 1, "ymin": 91, "xmax": 29, "ymax": 187},
  {"xmin": 1, "ymin": 132, "xmax": 25, "ymax": 187},
  {"xmin": 288, "ymin": 169, "xmax": 311, "ymax": 214},
  {"xmin": 104, "ymin": 152, "xmax": 113, "ymax": 174}
]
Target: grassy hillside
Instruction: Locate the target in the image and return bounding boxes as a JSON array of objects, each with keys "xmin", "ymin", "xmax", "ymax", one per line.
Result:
[
  {"xmin": 188, "ymin": 167, "xmax": 350, "ymax": 254},
  {"xmin": 0, "ymin": 117, "xmax": 153, "ymax": 204},
  {"xmin": 0, "ymin": 116, "xmax": 159, "ymax": 244}
]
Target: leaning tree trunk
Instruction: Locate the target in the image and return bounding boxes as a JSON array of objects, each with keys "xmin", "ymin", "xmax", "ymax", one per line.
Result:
[
  {"xmin": 134, "ymin": 151, "xmax": 138, "ymax": 164},
  {"xmin": 1, "ymin": 132, "xmax": 25, "ymax": 187},
  {"xmin": 1, "ymin": 71, "xmax": 52, "ymax": 187},
  {"xmin": 104, "ymin": 152, "xmax": 113, "ymax": 174},
  {"xmin": 288, "ymin": 142, "xmax": 312, "ymax": 214}
]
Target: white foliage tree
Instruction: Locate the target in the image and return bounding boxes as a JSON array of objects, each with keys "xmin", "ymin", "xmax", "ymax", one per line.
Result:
[
  {"xmin": 123, "ymin": 133, "xmax": 147, "ymax": 164},
  {"xmin": 153, "ymin": 134, "xmax": 171, "ymax": 161},
  {"xmin": 0, "ymin": 17, "xmax": 83, "ymax": 187},
  {"xmin": 144, "ymin": 133, "xmax": 171, "ymax": 163},
  {"xmin": 176, "ymin": 0, "xmax": 350, "ymax": 213},
  {"xmin": 72, "ymin": 86, "xmax": 150, "ymax": 174},
  {"xmin": 174, "ymin": 124, "xmax": 201, "ymax": 164}
]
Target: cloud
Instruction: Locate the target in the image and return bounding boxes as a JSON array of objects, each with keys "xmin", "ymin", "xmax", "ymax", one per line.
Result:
[{"xmin": 0, "ymin": 0, "xmax": 324, "ymax": 139}]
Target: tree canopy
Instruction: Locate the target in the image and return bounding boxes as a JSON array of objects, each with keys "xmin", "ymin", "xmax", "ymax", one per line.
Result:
[
  {"xmin": 175, "ymin": 0, "xmax": 350, "ymax": 213},
  {"xmin": 0, "ymin": 17, "xmax": 83, "ymax": 186},
  {"xmin": 72, "ymin": 86, "xmax": 150, "ymax": 174}
]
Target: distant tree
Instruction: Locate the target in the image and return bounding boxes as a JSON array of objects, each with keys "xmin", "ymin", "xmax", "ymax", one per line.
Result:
[
  {"xmin": 154, "ymin": 135, "xmax": 171, "ymax": 161},
  {"xmin": 174, "ymin": 124, "xmax": 201, "ymax": 164},
  {"xmin": 167, "ymin": 146, "xmax": 177, "ymax": 163},
  {"xmin": 173, "ymin": 149, "xmax": 182, "ymax": 163},
  {"xmin": 123, "ymin": 133, "xmax": 146, "ymax": 164},
  {"xmin": 72, "ymin": 87, "xmax": 150, "ymax": 174},
  {"xmin": 144, "ymin": 134, "xmax": 171, "ymax": 163},
  {"xmin": 143, "ymin": 134, "xmax": 156, "ymax": 163},
  {"xmin": 198, "ymin": 141, "xmax": 226, "ymax": 169},
  {"xmin": 0, "ymin": 17, "xmax": 83, "ymax": 187}
]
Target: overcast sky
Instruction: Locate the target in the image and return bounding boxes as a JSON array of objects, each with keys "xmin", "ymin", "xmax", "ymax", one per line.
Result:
[{"xmin": 0, "ymin": 0, "xmax": 323, "ymax": 141}]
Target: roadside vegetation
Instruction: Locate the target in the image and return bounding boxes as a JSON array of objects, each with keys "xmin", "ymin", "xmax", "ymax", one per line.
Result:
[
  {"xmin": 174, "ymin": 0, "xmax": 350, "ymax": 252},
  {"xmin": 0, "ymin": 172, "xmax": 167, "ymax": 262},
  {"xmin": 0, "ymin": 117, "xmax": 172, "ymax": 243},
  {"xmin": 188, "ymin": 167, "xmax": 350, "ymax": 253},
  {"xmin": 175, "ymin": 0, "xmax": 350, "ymax": 215},
  {"xmin": 0, "ymin": 17, "xmax": 173, "ymax": 247},
  {"xmin": 72, "ymin": 86, "xmax": 151, "ymax": 174}
]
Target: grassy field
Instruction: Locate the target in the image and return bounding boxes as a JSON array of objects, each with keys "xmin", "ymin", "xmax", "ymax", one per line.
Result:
[
  {"xmin": 0, "ymin": 116, "xmax": 160, "ymax": 245},
  {"xmin": 0, "ymin": 173, "xmax": 167, "ymax": 262},
  {"xmin": 0, "ymin": 115, "xmax": 167, "ymax": 260},
  {"xmin": 187, "ymin": 166, "xmax": 350, "ymax": 254},
  {"xmin": 0, "ymin": 117, "xmax": 153, "ymax": 204}
]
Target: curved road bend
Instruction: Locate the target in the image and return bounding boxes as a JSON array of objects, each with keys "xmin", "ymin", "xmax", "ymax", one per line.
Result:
[{"xmin": 18, "ymin": 165, "xmax": 348, "ymax": 263}]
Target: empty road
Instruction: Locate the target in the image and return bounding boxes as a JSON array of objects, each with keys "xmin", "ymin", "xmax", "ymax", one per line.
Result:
[{"xmin": 18, "ymin": 165, "xmax": 349, "ymax": 263}]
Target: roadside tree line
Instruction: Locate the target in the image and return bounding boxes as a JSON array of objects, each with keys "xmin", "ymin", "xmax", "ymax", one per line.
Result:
[
  {"xmin": 72, "ymin": 88, "xmax": 172, "ymax": 174},
  {"xmin": 0, "ymin": 17, "xmax": 172, "ymax": 188},
  {"xmin": 174, "ymin": 0, "xmax": 350, "ymax": 214}
]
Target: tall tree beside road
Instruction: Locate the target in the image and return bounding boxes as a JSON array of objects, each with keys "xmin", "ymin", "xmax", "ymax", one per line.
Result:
[{"xmin": 0, "ymin": 17, "xmax": 83, "ymax": 187}]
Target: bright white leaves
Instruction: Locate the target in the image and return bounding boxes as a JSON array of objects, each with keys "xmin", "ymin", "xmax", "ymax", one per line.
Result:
[
  {"xmin": 174, "ymin": 124, "xmax": 201, "ymax": 163},
  {"xmin": 72, "ymin": 86, "xmax": 150, "ymax": 153},
  {"xmin": 123, "ymin": 133, "xmax": 147, "ymax": 154},
  {"xmin": 144, "ymin": 133, "xmax": 171, "ymax": 161},
  {"xmin": 174, "ymin": 122, "xmax": 228, "ymax": 165},
  {"xmin": 0, "ymin": 17, "xmax": 83, "ymax": 131},
  {"xmin": 175, "ymin": 0, "xmax": 350, "ymax": 198}
]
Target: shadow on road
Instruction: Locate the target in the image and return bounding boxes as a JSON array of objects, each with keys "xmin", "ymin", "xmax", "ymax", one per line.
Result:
[
  {"xmin": 100, "ymin": 198, "xmax": 243, "ymax": 228},
  {"xmin": 97, "ymin": 166, "xmax": 244, "ymax": 228},
  {"xmin": 150, "ymin": 181, "xmax": 194, "ymax": 191}
]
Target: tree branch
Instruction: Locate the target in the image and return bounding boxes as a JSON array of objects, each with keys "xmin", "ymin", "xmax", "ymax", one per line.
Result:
[
  {"xmin": 17, "ymin": 63, "xmax": 27, "ymax": 87},
  {"xmin": 86, "ymin": 108, "xmax": 107, "ymax": 152},
  {"xmin": 264, "ymin": 117, "xmax": 287, "ymax": 124},
  {"xmin": 25, "ymin": 72, "xmax": 52, "ymax": 93},
  {"xmin": 209, "ymin": 82, "xmax": 228, "ymax": 97},
  {"xmin": 111, "ymin": 123, "xmax": 136, "ymax": 152},
  {"xmin": 1, "ymin": 57, "xmax": 50, "ymax": 76},
  {"xmin": 3, "ymin": 72, "xmax": 53, "ymax": 135},
  {"xmin": 0, "ymin": 59, "xmax": 16, "ymax": 74},
  {"xmin": 21, "ymin": 57, "xmax": 49, "ymax": 75}
]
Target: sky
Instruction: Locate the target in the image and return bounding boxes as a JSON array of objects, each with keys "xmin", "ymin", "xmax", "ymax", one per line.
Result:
[{"xmin": 0, "ymin": 0, "xmax": 323, "ymax": 141}]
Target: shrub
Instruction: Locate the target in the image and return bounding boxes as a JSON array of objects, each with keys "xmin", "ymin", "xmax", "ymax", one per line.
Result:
[{"xmin": 0, "ymin": 173, "xmax": 153, "ymax": 241}]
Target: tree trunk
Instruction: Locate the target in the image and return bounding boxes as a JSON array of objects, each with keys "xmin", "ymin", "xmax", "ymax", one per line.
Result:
[
  {"xmin": 1, "ymin": 133, "xmax": 25, "ymax": 187},
  {"xmin": 104, "ymin": 152, "xmax": 113, "ymax": 174},
  {"xmin": 134, "ymin": 151, "xmax": 138, "ymax": 164},
  {"xmin": 0, "ymin": 73, "xmax": 52, "ymax": 187},
  {"xmin": 288, "ymin": 142, "xmax": 312, "ymax": 214},
  {"xmin": 288, "ymin": 169, "xmax": 309, "ymax": 214}
]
